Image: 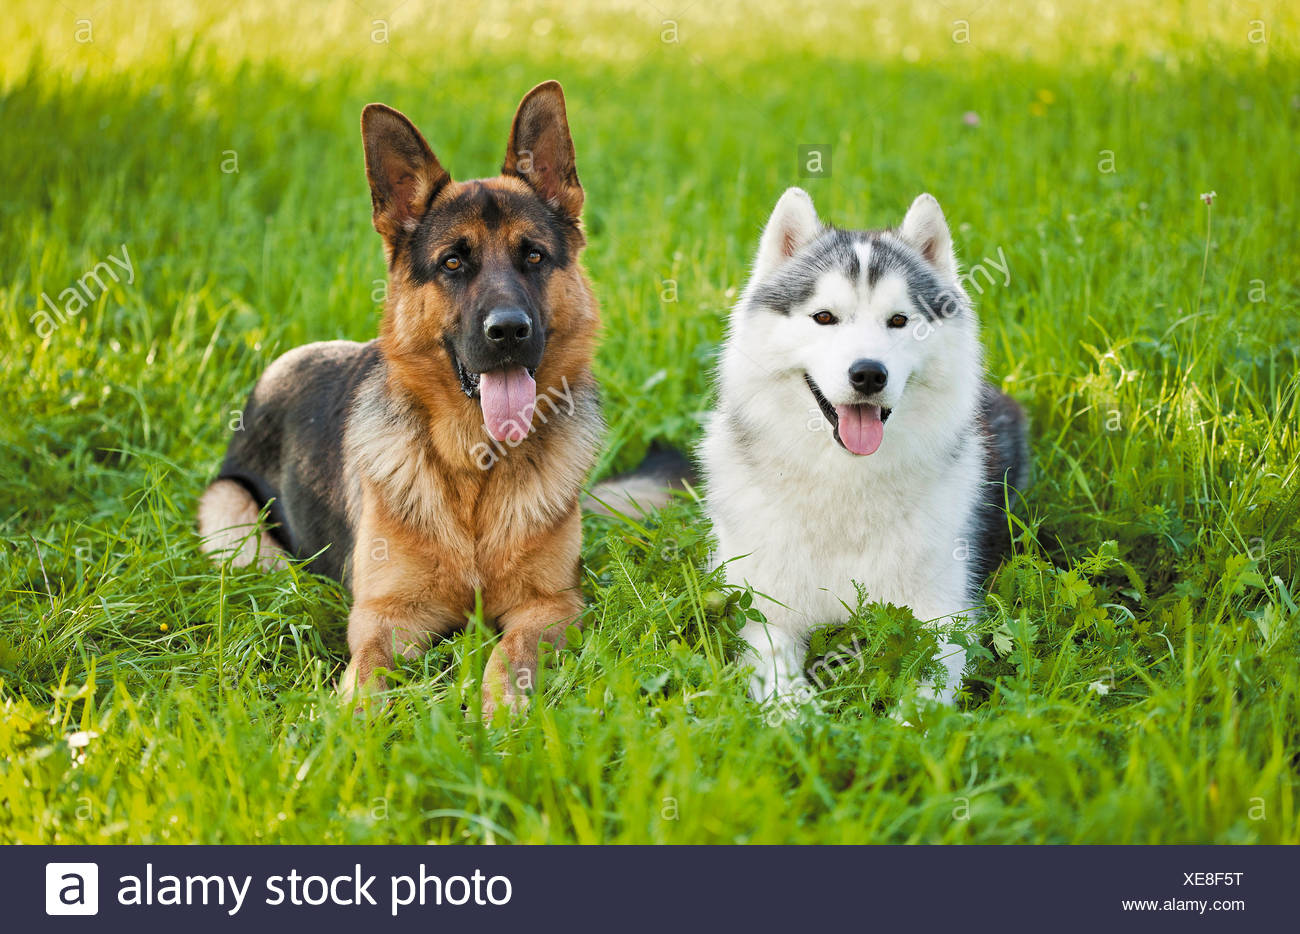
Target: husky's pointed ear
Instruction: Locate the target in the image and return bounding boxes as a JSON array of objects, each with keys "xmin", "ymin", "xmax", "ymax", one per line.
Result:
[
  {"xmin": 362, "ymin": 104, "xmax": 450, "ymax": 246},
  {"xmin": 503, "ymin": 80, "xmax": 583, "ymax": 218},
  {"xmin": 900, "ymin": 193, "xmax": 957, "ymax": 280},
  {"xmin": 756, "ymin": 187, "xmax": 821, "ymax": 276}
]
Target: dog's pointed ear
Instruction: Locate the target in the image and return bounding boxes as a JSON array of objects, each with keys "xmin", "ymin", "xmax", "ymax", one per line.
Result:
[
  {"xmin": 756, "ymin": 188, "xmax": 821, "ymax": 276},
  {"xmin": 502, "ymin": 80, "xmax": 583, "ymax": 218},
  {"xmin": 361, "ymin": 104, "xmax": 450, "ymax": 245},
  {"xmin": 900, "ymin": 193, "xmax": 957, "ymax": 281}
]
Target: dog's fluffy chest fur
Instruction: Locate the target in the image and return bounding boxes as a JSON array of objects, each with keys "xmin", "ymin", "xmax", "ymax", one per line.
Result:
[
  {"xmin": 345, "ymin": 368, "xmax": 597, "ymax": 541},
  {"xmin": 343, "ymin": 364, "xmax": 600, "ymax": 606},
  {"xmin": 703, "ymin": 401, "xmax": 984, "ymax": 627}
]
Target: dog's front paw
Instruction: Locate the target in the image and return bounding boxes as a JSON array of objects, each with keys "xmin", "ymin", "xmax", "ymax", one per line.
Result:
[
  {"xmin": 750, "ymin": 663, "xmax": 822, "ymax": 725},
  {"xmin": 740, "ymin": 620, "xmax": 810, "ymax": 710},
  {"xmin": 337, "ymin": 654, "xmax": 390, "ymax": 716},
  {"xmin": 480, "ymin": 638, "xmax": 534, "ymax": 723},
  {"xmin": 914, "ymin": 679, "xmax": 958, "ymax": 706},
  {"xmin": 479, "ymin": 680, "xmax": 530, "ymax": 723},
  {"xmin": 888, "ymin": 679, "xmax": 959, "ymax": 728},
  {"xmin": 749, "ymin": 668, "xmax": 813, "ymax": 705}
]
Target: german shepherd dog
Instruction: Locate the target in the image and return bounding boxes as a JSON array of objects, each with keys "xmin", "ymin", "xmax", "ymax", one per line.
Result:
[{"xmin": 197, "ymin": 82, "xmax": 609, "ymax": 717}]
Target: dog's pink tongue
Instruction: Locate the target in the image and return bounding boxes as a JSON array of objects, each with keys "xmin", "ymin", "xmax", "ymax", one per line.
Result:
[
  {"xmin": 479, "ymin": 366, "xmax": 537, "ymax": 443},
  {"xmin": 835, "ymin": 403, "xmax": 884, "ymax": 456}
]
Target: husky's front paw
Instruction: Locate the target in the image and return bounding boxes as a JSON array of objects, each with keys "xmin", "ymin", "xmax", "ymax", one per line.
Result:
[
  {"xmin": 756, "ymin": 675, "xmax": 822, "ymax": 725},
  {"xmin": 749, "ymin": 667, "xmax": 812, "ymax": 705},
  {"xmin": 740, "ymin": 619, "xmax": 809, "ymax": 707},
  {"xmin": 914, "ymin": 680, "xmax": 956, "ymax": 706},
  {"xmin": 904, "ymin": 638, "xmax": 966, "ymax": 710},
  {"xmin": 889, "ymin": 677, "xmax": 961, "ymax": 728},
  {"xmin": 748, "ymin": 642, "xmax": 820, "ymax": 724}
]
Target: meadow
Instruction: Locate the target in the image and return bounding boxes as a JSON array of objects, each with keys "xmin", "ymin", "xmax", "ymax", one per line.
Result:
[{"xmin": 1, "ymin": 0, "xmax": 1298, "ymax": 843}]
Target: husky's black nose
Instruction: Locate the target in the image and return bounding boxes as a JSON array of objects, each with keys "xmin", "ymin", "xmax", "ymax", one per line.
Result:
[
  {"xmin": 849, "ymin": 359, "xmax": 888, "ymax": 394},
  {"xmin": 483, "ymin": 308, "xmax": 533, "ymax": 350}
]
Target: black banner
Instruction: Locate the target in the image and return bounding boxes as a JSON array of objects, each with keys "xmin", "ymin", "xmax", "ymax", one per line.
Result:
[{"xmin": 12, "ymin": 845, "xmax": 1293, "ymax": 931}]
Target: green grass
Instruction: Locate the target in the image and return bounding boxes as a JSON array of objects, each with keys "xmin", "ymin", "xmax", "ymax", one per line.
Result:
[{"xmin": 2, "ymin": 0, "xmax": 1299, "ymax": 843}]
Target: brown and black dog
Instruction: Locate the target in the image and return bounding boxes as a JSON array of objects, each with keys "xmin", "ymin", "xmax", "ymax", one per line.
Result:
[{"xmin": 197, "ymin": 81, "xmax": 654, "ymax": 716}]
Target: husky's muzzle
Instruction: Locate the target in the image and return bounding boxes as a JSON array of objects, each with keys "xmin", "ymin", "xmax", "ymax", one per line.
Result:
[{"xmin": 805, "ymin": 374, "xmax": 892, "ymax": 456}]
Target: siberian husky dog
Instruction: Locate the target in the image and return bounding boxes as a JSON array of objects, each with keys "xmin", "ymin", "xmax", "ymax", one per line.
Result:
[{"xmin": 700, "ymin": 188, "xmax": 1029, "ymax": 705}]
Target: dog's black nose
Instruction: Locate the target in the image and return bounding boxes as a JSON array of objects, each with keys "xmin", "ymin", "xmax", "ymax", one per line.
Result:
[
  {"xmin": 483, "ymin": 308, "xmax": 533, "ymax": 349},
  {"xmin": 848, "ymin": 359, "xmax": 888, "ymax": 393}
]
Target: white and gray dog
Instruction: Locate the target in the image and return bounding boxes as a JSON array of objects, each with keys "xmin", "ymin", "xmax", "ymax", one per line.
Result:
[{"xmin": 700, "ymin": 188, "xmax": 1029, "ymax": 705}]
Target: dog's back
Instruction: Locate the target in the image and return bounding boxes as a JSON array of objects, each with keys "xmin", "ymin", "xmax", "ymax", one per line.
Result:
[
  {"xmin": 201, "ymin": 340, "xmax": 381, "ymax": 581},
  {"xmin": 974, "ymin": 383, "xmax": 1031, "ymax": 579}
]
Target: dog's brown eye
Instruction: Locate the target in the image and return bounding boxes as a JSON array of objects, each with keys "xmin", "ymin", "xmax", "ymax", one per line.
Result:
[
  {"xmin": 887, "ymin": 313, "xmax": 908, "ymax": 328},
  {"xmin": 442, "ymin": 256, "xmax": 461, "ymax": 271},
  {"xmin": 812, "ymin": 310, "xmax": 837, "ymax": 325},
  {"xmin": 526, "ymin": 249, "xmax": 543, "ymax": 265}
]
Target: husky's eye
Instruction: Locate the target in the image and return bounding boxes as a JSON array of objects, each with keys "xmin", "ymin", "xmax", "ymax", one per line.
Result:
[
  {"xmin": 887, "ymin": 313, "xmax": 908, "ymax": 329},
  {"xmin": 526, "ymin": 249, "xmax": 544, "ymax": 265},
  {"xmin": 812, "ymin": 310, "xmax": 838, "ymax": 325},
  {"xmin": 442, "ymin": 255, "xmax": 462, "ymax": 272}
]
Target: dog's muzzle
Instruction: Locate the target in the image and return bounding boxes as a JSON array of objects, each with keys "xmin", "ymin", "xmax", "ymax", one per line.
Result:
[{"xmin": 805, "ymin": 374, "xmax": 891, "ymax": 456}]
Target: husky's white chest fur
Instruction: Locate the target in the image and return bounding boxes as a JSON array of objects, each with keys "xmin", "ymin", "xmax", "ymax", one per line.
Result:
[
  {"xmin": 705, "ymin": 408, "xmax": 982, "ymax": 623},
  {"xmin": 701, "ymin": 188, "xmax": 1029, "ymax": 704}
]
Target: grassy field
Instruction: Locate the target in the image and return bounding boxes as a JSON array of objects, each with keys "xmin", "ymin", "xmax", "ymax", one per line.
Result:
[{"xmin": 2, "ymin": 0, "xmax": 1298, "ymax": 843}]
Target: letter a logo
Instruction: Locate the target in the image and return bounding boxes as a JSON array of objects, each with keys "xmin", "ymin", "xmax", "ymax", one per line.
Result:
[{"xmin": 46, "ymin": 862, "xmax": 99, "ymax": 915}]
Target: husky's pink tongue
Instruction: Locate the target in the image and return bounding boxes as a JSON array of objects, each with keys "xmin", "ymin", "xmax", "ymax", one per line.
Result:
[
  {"xmin": 479, "ymin": 366, "xmax": 537, "ymax": 443},
  {"xmin": 835, "ymin": 403, "xmax": 884, "ymax": 456}
]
